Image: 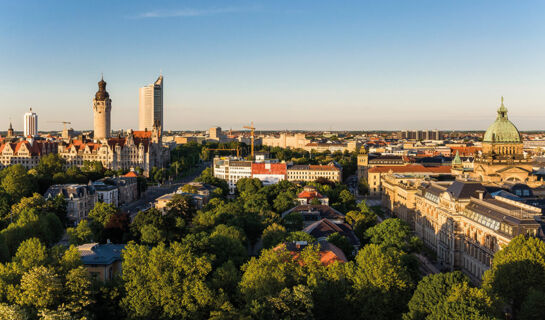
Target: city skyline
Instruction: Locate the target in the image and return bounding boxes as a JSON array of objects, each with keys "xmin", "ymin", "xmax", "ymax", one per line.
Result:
[{"xmin": 1, "ymin": 0, "xmax": 545, "ymax": 131}]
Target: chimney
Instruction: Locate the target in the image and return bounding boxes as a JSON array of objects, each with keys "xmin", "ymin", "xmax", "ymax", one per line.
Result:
[{"xmin": 476, "ymin": 190, "xmax": 484, "ymax": 200}]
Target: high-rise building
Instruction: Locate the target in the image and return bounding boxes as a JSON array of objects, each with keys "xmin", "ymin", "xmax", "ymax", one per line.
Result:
[
  {"xmin": 93, "ymin": 77, "xmax": 112, "ymax": 141},
  {"xmin": 23, "ymin": 108, "xmax": 38, "ymax": 137},
  {"xmin": 138, "ymin": 75, "xmax": 163, "ymax": 133}
]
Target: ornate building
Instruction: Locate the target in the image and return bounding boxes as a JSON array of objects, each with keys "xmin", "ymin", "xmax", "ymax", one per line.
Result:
[
  {"xmin": 58, "ymin": 126, "xmax": 168, "ymax": 176},
  {"xmin": 93, "ymin": 77, "xmax": 112, "ymax": 141},
  {"xmin": 472, "ymin": 98, "xmax": 541, "ymax": 185},
  {"xmin": 58, "ymin": 78, "xmax": 169, "ymax": 176}
]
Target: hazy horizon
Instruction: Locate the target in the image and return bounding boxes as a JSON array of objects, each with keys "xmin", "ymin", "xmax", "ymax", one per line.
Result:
[{"xmin": 2, "ymin": 0, "xmax": 544, "ymax": 131}]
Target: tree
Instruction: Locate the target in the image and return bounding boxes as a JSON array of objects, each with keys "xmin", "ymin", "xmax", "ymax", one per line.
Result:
[
  {"xmin": 209, "ymin": 224, "xmax": 248, "ymax": 266},
  {"xmin": 0, "ymin": 303, "xmax": 28, "ymax": 320},
  {"xmin": 36, "ymin": 154, "xmax": 65, "ymax": 177},
  {"xmin": 262, "ymin": 223, "xmax": 288, "ymax": 249},
  {"xmin": 358, "ymin": 177, "xmax": 370, "ymax": 195},
  {"xmin": 88, "ymin": 202, "xmax": 118, "ymax": 226},
  {"xmin": 365, "ymin": 218, "xmax": 421, "ymax": 252},
  {"xmin": 67, "ymin": 220, "xmax": 94, "ymax": 245},
  {"xmin": 427, "ymin": 283, "xmax": 497, "ymax": 320},
  {"xmin": 273, "ymin": 191, "xmax": 295, "ymax": 214},
  {"xmin": 282, "ymin": 212, "xmax": 303, "ymax": 232},
  {"xmin": 63, "ymin": 266, "xmax": 94, "ymax": 318},
  {"xmin": 515, "ymin": 288, "xmax": 545, "ymax": 320},
  {"xmin": 482, "ymin": 235, "xmax": 545, "ymax": 317},
  {"xmin": 348, "ymin": 244, "xmax": 415, "ymax": 320},
  {"xmin": 121, "ymin": 242, "xmax": 219, "ymax": 319},
  {"xmin": 236, "ymin": 178, "xmax": 263, "ymax": 195},
  {"xmin": 18, "ymin": 266, "xmax": 63, "ymax": 309},
  {"xmin": 166, "ymin": 194, "xmax": 195, "ymax": 223},
  {"xmin": 249, "ymin": 285, "xmax": 314, "ymax": 320},
  {"xmin": 284, "ymin": 231, "xmax": 316, "ymax": 244},
  {"xmin": 0, "ymin": 165, "xmax": 35, "ymax": 203},
  {"xmin": 326, "ymin": 232, "xmax": 354, "ymax": 260},
  {"xmin": 239, "ymin": 247, "xmax": 303, "ymax": 303},
  {"xmin": 404, "ymin": 271, "xmax": 470, "ymax": 320},
  {"xmin": 13, "ymin": 238, "xmax": 48, "ymax": 273}
]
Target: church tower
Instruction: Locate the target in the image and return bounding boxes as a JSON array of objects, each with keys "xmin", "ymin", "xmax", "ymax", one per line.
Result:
[{"xmin": 93, "ymin": 76, "xmax": 112, "ymax": 141}]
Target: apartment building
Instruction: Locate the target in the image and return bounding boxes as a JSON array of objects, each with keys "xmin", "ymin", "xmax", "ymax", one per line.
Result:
[{"xmin": 287, "ymin": 163, "xmax": 342, "ymax": 183}]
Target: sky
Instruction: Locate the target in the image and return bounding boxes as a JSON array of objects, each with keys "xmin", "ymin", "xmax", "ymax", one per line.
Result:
[{"xmin": 1, "ymin": 0, "xmax": 544, "ymax": 132}]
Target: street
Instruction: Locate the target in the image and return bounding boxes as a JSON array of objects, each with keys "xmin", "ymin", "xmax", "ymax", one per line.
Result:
[{"xmin": 120, "ymin": 163, "xmax": 208, "ymax": 219}]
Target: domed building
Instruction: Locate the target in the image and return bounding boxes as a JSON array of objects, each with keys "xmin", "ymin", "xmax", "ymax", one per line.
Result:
[{"xmin": 471, "ymin": 98, "xmax": 541, "ymax": 185}]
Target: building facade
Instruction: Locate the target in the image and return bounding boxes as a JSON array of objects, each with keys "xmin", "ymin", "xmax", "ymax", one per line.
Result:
[
  {"xmin": 0, "ymin": 140, "xmax": 57, "ymax": 169},
  {"xmin": 470, "ymin": 98, "xmax": 542, "ymax": 186},
  {"xmin": 58, "ymin": 127, "xmax": 168, "ymax": 176},
  {"xmin": 213, "ymin": 157, "xmax": 253, "ymax": 193},
  {"xmin": 23, "ymin": 108, "xmax": 38, "ymax": 137},
  {"xmin": 287, "ymin": 163, "xmax": 342, "ymax": 183},
  {"xmin": 45, "ymin": 184, "xmax": 97, "ymax": 224},
  {"xmin": 139, "ymin": 75, "xmax": 163, "ymax": 133}
]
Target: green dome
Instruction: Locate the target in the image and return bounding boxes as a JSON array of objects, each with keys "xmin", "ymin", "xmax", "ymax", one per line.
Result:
[{"xmin": 483, "ymin": 98, "xmax": 521, "ymax": 143}]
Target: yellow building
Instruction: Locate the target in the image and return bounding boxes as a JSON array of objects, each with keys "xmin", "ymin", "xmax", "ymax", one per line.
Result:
[{"xmin": 77, "ymin": 243, "xmax": 125, "ymax": 282}]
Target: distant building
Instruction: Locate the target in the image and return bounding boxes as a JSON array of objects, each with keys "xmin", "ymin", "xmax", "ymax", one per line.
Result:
[
  {"xmin": 92, "ymin": 181, "xmax": 119, "ymax": 207},
  {"xmin": 401, "ymin": 130, "xmax": 441, "ymax": 141},
  {"xmin": 367, "ymin": 164, "xmax": 452, "ymax": 197},
  {"xmin": 261, "ymin": 133, "xmax": 310, "ymax": 149},
  {"xmin": 213, "ymin": 157, "xmax": 252, "ymax": 193},
  {"xmin": 251, "ymin": 162, "xmax": 287, "ymax": 185},
  {"xmin": 44, "ymin": 184, "xmax": 97, "ymax": 224},
  {"xmin": 77, "ymin": 243, "xmax": 125, "ymax": 282},
  {"xmin": 0, "ymin": 140, "xmax": 57, "ymax": 169},
  {"xmin": 6, "ymin": 122, "xmax": 15, "ymax": 139},
  {"xmin": 23, "ymin": 108, "xmax": 38, "ymax": 137},
  {"xmin": 470, "ymin": 98, "xmax": 543, "ymax": 187},
  {"xmin": 296, "ymin": 186, "xmax": 329, "ymax": 205},
  {"xmin": 58, "ymin": 127, "xmax": 168, "ymax": 177},
  {"xmin": 287, "ymin": 163, "xmax": 342, "ymax": 183},
  {"xmin": 139, "ymin": 75, "xmax": 163, "ymax": 133}
]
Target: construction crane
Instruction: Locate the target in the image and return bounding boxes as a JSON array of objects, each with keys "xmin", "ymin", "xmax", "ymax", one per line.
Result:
[
  {"xmin": 48, "ymin": 121, "xmax": 72, "ymax": 131},
  {"xmin": 206, "ymin": 148, "xmax": 241, "ymax": 158},
  {"xmin": 243, "ymin": 122, "xmax": 255, "ymax": 160}
]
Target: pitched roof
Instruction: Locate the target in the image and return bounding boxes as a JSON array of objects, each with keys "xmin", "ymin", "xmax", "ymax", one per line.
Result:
[
  {"xmin": 446, "ymin": 181, "xmax": 487, "ymax": 199},
  {"xmin": 303, "ymin": 218, "xmax": 360, "ymax": 246},
  {"xmin": 124, "ymin": 171, "xmax": 138, "ymax": 178},
  {"xmin": 275, "ymin": 241, "xmax": 347, "ymax": 266}
]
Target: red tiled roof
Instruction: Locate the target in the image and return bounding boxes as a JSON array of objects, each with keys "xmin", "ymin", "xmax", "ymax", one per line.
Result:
[
  {"xmin": 133, "ymin": 131, "xmax": 152, "ymax": 139},
  {"xmin": 124, "ymin": 171, "xmax": 138, "ymax": 178},
  {"xmin": 298, "ymin": 190, "xmax": 324, "ymax": 199},
  {"xmin": 368, "ymin": 164, "xmax": 451, "ymax": 174},
  {"xmin": 251, "ymin": 163, "xmax": 287, "ymax": 175}
]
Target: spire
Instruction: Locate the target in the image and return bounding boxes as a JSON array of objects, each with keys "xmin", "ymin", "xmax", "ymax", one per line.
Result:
[{"xmin": 497, "ymin": 96, "xmax": 508, "ymax": 119}]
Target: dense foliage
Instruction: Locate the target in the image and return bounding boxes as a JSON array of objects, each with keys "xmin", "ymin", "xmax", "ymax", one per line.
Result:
[{"xmin": 0, "ymin": 158, "xmax": 544, "ymax": 319}]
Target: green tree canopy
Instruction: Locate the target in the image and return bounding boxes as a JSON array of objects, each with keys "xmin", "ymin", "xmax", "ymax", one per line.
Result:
[{"xmin": 482, "ymin": 235, "xmax": 545, "ymax": 317}]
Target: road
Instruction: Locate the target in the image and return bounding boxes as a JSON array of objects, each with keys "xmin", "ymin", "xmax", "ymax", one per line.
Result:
[{"xmin": 120, "ymin": 163, "xmax": 209, "ymax": 218}]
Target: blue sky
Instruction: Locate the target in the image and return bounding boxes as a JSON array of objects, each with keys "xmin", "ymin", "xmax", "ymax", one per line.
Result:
[{"xmin": 1, "ymin": 0, "xmax": 544, "ymax": 131}]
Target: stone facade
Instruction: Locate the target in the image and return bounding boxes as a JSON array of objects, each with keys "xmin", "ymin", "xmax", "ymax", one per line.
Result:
[{"xmin": 93, "ymin": 78, "xmax": 112, "ymax": 141}]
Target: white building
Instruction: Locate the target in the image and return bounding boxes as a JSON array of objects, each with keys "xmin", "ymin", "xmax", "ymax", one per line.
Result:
[
  {"xmin": 23, "ymin": 108, "xmax": 38, "ymax": 137},
  {"xmin": 139, "ymin": 75, "xmax": 163, "ymax": 133},
  {"xmin": 93, "ymin": 181, "xmax": 119, "ymax": 207},
  {"xmin": 213, "ymin": 157, "xmax": 252, "ymax": 193}
]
